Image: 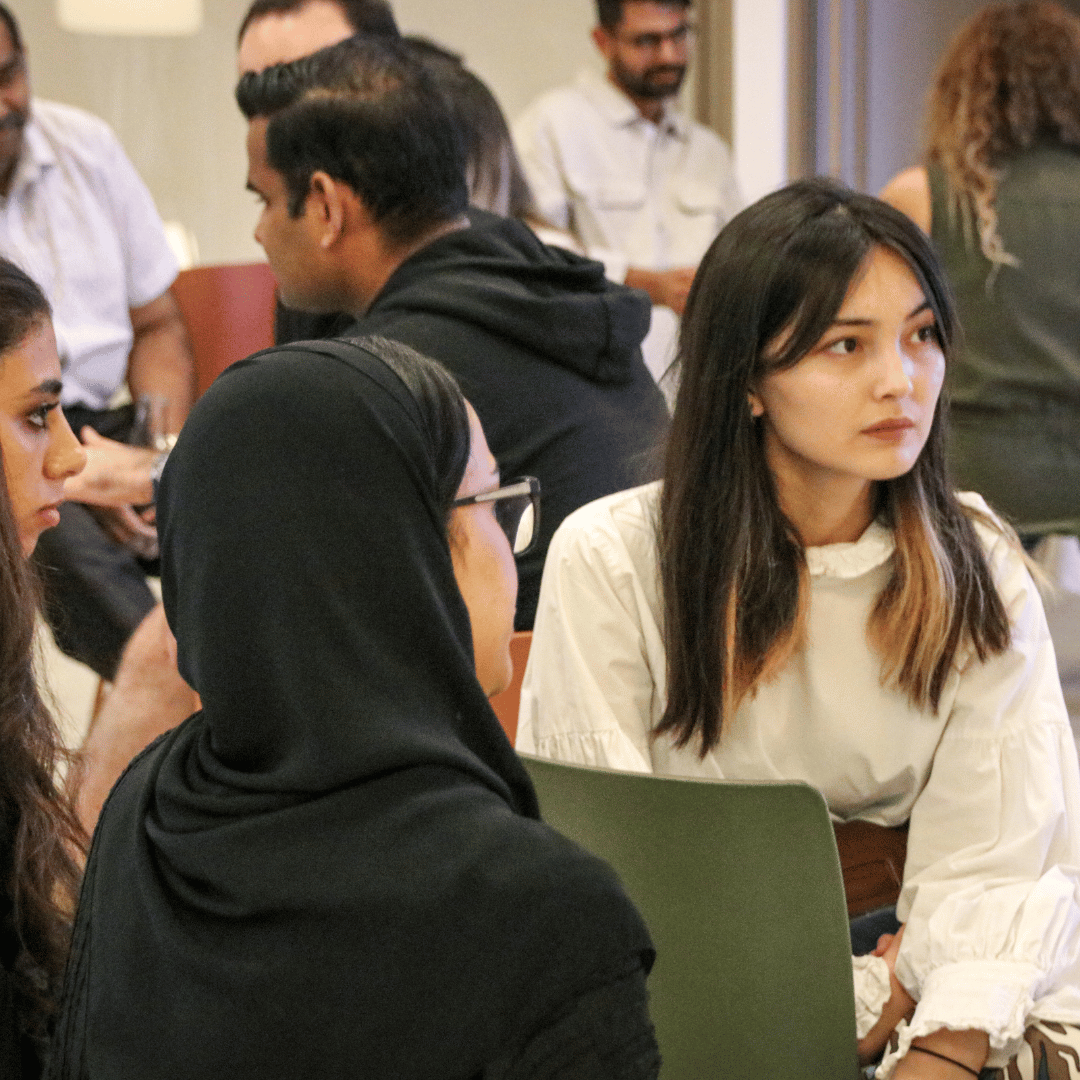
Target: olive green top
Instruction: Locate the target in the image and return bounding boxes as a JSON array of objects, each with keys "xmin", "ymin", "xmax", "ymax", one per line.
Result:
[{"xmin": 929, "ymin": 148, "xmax": 1080, "ymax": 535}]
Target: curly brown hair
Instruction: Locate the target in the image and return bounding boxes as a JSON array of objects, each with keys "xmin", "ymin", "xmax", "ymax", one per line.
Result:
[
  {"xmin": 926, "ymin": 0, "xmax": 1080, "ymax": 266},
  {"xmin": 0, "ymin": 261, "xmax": 85, "ymax": 1057}
]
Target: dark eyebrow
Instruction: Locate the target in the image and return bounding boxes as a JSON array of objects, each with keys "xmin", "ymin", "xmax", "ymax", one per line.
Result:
[
  {"xmin": 829, "ymin": 301, "xmax": 932, "ymax": 330},
  {"xmin": 28, "ymin": 379, "xmax": 62, "ymax": 397}
]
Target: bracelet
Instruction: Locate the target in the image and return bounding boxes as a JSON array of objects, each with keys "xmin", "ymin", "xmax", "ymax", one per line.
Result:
[{"xmin": 908, "ymin": 1045, "xmax": 980, "ymax": 1077}]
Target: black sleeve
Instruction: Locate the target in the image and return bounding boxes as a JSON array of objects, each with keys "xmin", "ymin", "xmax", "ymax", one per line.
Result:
[{"xmin": 484, "ymin": 962, "xmax": 660, "ymax": 1080}]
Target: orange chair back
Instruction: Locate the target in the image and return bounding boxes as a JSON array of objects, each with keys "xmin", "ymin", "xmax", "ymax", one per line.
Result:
[
  {"xmin": 489, "ymin": 631, "xmax": 532, "ymax": 744},
  {"xmin": 171, "ymin": 262, "xmax": 277, "ymax": 396}
]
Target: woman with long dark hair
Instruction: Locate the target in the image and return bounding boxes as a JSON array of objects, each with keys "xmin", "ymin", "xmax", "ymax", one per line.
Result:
[
  {"xmin": 0, "ymin": 258, "xmax": 86, "ymax": 1076},
  {"xmin": 519, "ymin": 178, "xmax": 1080, "ymax": 1078},
  {"xmin": 48, "ymin": 335, "xmax": 659, "ymax": 1078},
  {"xmin": 880, "ymin": 0, "xmax": 1080, "ymax": 538}
]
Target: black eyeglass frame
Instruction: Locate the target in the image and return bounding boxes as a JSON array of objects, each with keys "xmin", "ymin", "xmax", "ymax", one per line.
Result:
[{"xmin": 452, "ymin": 476, "xmax": 541, "ymax": 557}]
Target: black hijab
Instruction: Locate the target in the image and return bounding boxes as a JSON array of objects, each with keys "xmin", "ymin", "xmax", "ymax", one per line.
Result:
[{"xmin": 49, "ymin": 341, "xmax": 652, "ymax": 1078}]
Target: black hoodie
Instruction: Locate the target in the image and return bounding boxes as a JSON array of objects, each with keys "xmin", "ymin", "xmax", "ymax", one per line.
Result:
[{"xmin": 344, "ymin": 210, "xmax": 670, "ymax": 628}]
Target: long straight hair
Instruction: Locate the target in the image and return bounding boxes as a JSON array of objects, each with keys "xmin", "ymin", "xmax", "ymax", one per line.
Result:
[
  {"xmin": 0, "ymin": 260, "xmax": 84, "ymax": 1049},
  {"xmin": 658, "ymin": 178, "xmax": 1011, "ymax": 755}
]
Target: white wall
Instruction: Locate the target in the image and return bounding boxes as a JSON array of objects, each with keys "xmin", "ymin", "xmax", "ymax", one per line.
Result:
[
  {"xmin": 732, "ymin": 0, "xmax": 788, "ymax": 202},
  {"xmin": 16, "ymin": 0, "xmax": 599, "ymax": 265}
]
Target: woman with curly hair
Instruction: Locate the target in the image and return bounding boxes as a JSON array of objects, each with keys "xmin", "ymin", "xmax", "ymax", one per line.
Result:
[
  {"xmin": 881, "ymin": 0, "xmax": 1080, "ymax": 540},
  {"xmin": 0, "ymin": 258, "xmax": 87, "ymax": 1076}
]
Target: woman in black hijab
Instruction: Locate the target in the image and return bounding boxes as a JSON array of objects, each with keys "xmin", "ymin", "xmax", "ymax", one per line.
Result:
[{"xmin": 48, "ymin": 336, "xmax": 657, "ymax": 1079}]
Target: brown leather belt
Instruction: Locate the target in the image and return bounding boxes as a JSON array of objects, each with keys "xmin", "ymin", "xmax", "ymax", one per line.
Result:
[{"xmin": 833, "ymin": 820, "xmax": 909, "ymax": 917}]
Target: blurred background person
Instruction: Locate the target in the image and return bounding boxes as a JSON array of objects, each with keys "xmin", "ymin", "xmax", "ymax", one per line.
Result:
[
  {"xmin": 880, "ymin": 0, "xmax": 1080, "ymax": 544},
  {"xmin": 514, "ymin": 0, "xmax": 741, "ymax": 392}
]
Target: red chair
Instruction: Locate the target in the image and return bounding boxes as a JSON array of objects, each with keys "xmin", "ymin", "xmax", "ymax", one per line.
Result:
[
  {"xmin": 171, "ymin": 262, "xmax": 277, "ymax": 396},
  {"xmin": 489, "ymin": 631, "xmax": 532, "ymax": 744}
]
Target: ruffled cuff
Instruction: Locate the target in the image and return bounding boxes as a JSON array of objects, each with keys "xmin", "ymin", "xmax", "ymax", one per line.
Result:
[
  {"xmin": 875, "ymin": 961, "xmax": 1040, "ymax": 1077},
  {"xmin": 853, "ymin": 955, "xmax": 891, "ymax": 1039}
]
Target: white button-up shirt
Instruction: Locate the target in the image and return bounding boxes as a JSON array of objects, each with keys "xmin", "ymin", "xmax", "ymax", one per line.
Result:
[
  {"xmin": 519, "ymin": 483, "xmax": 1080, "ymax": 1075},
  {"xmin": 513, "ymin": 69, "xmax": 741, "ymax": 283},
  {"xmin": 513, "ymin": 70, "xmax": 741, "ymax": 393},
  {"xmin": 0, "ymin": 100, "xmax": 178, "ymax": 410}
]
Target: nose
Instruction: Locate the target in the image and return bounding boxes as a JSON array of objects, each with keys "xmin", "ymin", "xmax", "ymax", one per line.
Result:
[
  {"xmin": 657, "ymin": 33, "xmax": 684, "ymax": 65},
  {"xmin": 46, "ymin": 410, "xmax": 87, "ymax": 482},
  {"xmin": 876, "ymin": 340, "xmax": 915, "ymax": 399}
]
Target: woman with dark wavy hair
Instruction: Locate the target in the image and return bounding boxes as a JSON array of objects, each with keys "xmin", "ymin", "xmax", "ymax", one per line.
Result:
[
  {"xmin": 520, "ymin": 178, "xmax": 1080, "ymax": 1078},
  {"xmin": 881, "ymin": 0, "xmax": 1080, "ymax": 539},
  {"xmin": 0, "ymin": 257, "xmax": 86, "ymax": 1076}
]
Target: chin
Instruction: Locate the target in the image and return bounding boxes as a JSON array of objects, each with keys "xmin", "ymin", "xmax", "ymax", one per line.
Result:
[{"xmin": 482, "ymin": 657, "xmax": 515, "ymax": 700}]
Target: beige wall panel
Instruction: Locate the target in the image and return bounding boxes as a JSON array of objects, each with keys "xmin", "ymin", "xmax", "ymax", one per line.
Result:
[{"xmin": 13, "ymin": 0, "xmax": 599, "ymax": 265}]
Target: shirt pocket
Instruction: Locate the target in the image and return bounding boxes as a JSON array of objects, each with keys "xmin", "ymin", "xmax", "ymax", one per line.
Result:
[
  {"xmin": 674, "ymin": 179, "xmax": 722, "ymax": 216},
  {"xmin": 567, "ymin": 175, "xmax": 647, "ymax": 212}
]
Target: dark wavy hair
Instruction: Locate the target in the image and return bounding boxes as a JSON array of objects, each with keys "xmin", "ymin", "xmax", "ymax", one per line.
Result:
[
  {"xmin": 658, "ymin": 179, "xmax": 1011, "ymax": 755},
  {"xmin": 236, "ymin": 35, "xmax": 468, "ymax": 247},
  {"xmin": 0, "ymin": 260, "xmax": 84, "ymax": 1053}
]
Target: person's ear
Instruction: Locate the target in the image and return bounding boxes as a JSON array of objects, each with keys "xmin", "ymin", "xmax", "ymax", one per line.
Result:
[
  {"xmin": 748, "ymin": 391, "xmax": 765, "ymax": 418},
  {"xmin": 307, "ymin": 171, "xmax": 348, "ymax": 249},
  {"xmin": 592, "ymin": 24, "xmax": 615, "ymax": 61}
]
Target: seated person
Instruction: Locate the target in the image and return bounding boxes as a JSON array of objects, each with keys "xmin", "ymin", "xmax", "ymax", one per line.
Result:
[
  {"xmin": 0, "ymin": 2, "xmax": 194, "ymax": 681},
  {"xmin": 236, "ymin": 36, "xmax": 668, "ymax": 629},
  {"xmin": 518, "ymin": 178, "xmax": 1080, "ymax": 1078},
  {"xmin": 0, "ymin": 258, "xmax": 87, "ymax": 1077},
  {"xmin": 48, "ymin": 334, "xmax": 660, "ymax": 1080}
]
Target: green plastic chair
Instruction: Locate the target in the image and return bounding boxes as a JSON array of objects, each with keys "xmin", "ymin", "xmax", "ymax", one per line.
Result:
[{"xmin": 520, "ymin": 755, "xmax": 859, "ymax": 1080}]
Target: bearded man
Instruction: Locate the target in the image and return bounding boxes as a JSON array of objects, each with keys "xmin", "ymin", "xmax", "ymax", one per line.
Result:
[{"xmin": 513, "ymin": 0, "xmax": 741, "ymax": 391}]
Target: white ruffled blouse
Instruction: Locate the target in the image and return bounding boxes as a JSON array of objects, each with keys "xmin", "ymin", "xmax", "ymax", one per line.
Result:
[{"xmin": 517, "ymin": 482, "xmax": 1080, "ymax": 1076}]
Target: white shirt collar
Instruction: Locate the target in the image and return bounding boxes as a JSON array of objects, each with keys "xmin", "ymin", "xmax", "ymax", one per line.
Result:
[
  {"xmin": 804, "ymin": 520, "xmax": 896, "ymax": 579},
  {"xmin": 575, "ymin": 67, "xmax": 689, "ymax": 139}
]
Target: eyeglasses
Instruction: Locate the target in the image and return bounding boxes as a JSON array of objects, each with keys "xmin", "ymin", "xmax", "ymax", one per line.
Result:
[
  {"xmin": 616, "ymin": 23, "xmax": 694, "ymax": 52},
  {"xmin": 452, "ymin": 476, "xmax": 541, "ymax": 556}
]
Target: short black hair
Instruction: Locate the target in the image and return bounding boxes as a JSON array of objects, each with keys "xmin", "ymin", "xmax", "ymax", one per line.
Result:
[
  {"xmin": 237, "ymin": 0, "xmax": 398, "ymax": 45},
  {"xmin": 237, "ymin": 35, "xmax": 468, "ymax": 247},
  {"xmin": 596, "ymin": 0, "xmax": 691, "ymax": 32},
  {"xmin": 0, "ymin": 3, "xmax": 23, "ymax": 52}
]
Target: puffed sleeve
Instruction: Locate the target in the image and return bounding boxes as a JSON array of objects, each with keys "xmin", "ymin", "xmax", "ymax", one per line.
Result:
[
  {"xmin": 517, "ymin": 491, "xmax": 666, "ymax": 772},
  {"xmin": 879, "ymin": 517, "xmax": 1080, "ymax": 1076}
]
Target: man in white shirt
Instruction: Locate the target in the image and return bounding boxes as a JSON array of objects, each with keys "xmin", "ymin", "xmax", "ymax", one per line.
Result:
[
  {"xmin": 0, "ymin": 4, "xmax": 195, "ymax": 685},
  {"xmin": 514, "ymin": 0, "xmax": 741, "ymax": 389}
]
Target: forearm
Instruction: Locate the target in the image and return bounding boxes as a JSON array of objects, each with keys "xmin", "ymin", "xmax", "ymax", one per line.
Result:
[
  {"xmin": 893, "ymin": 1029, "xmax": 989, "ymax": 1078},
  {"xmin": 127, "ymin": 293, "xmax": 195, "ymax": 434}
]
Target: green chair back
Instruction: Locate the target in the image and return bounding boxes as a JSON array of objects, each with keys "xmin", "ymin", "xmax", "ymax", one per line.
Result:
[{"xmin": 520, "ymin": 755, "xmax": 859, "ymax": 1080}]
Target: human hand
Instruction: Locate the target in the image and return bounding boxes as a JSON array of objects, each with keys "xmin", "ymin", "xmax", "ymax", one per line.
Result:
[
  {"xmin": 624, "ymin": 266, "xmax": 697, "ymax": 315},
  {"xmin": 87, "ymin": 504, "xmax": 159, "ymax": 559},
  {"xmin": 857, "ymin": 925, "xmax": 916, "ymax": 1065},
  {"xmin": 64, "ymin": 428, "xmax": 156, "ymax": 508}
]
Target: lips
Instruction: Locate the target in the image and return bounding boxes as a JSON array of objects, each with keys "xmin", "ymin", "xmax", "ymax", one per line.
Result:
[{"xmin": 862, "ymin": 418, "xmax": 915, "ymax": 435}]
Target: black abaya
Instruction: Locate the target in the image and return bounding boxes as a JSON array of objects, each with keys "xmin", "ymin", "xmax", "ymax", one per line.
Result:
[{"xmin": 48, "ymin": 340, "xmax": 655, "ymax": 1078}]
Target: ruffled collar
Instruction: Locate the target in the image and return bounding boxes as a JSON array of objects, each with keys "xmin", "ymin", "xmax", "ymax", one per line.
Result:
[{"xmin": 804, "ymin": 520, "xmax": 895, "ymax": 579}]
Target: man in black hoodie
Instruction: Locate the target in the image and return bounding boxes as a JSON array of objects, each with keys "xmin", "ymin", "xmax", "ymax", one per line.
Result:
[{"xmin": 237, "ymin": 36, "xmax": 668, "ymax": 628}]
